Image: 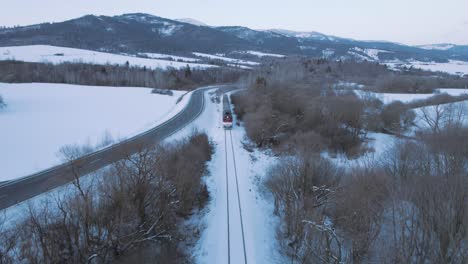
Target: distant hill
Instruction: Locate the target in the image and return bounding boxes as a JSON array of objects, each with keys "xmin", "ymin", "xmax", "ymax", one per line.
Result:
[{"xmin": 1, "ymin": 13, "xmax": 467, "ymax": 62}]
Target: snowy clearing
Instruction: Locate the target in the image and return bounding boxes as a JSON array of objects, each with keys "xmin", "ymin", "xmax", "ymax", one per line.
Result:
[
  {"xmin": 0, "ymin": 83, "xmax": 189, "ymax": 181},
  {"xmin": 239, "ymin": 50, "xmax": 285, "ymax": 58},
  {"xmin": 351, "ymin": 47, "xmax": 391, "ymax": 61},
  {"xmin": 325, "ymin": 132, "xmax": 399, "ymax": 169},
  {"xmin": 166, "ymin": 90, "xmax": 284, "ymax": 264},
  {"xmin": 417, "ymin": 44, "xmax": 455, "ymax": 50},
  {"xmin": 0, "ymin": 45, "xmax": 215, "ymax": 70},
  {"xmin": 386, "ymin": 60, "xmax": 468, "ymax": 76},
  {"xmin": 356, "ymin": 88, "xmax": 468, "ymax": 104},
  {"xmin": 227, "ymin": 64, "xmax": 253, "ymax": 69},
  {"xmin": 192, "ymin": 52, "xmax": 260, "ymax": 66}
]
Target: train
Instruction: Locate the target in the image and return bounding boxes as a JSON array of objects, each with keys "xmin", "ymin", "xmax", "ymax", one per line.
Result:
[{"xmin": 222, "ymin": 94, "xmax": 233, "ymax": 129}]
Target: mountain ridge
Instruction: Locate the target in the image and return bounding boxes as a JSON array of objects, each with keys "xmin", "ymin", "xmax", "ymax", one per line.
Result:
[{"xmin": 1, "ymin": 13, "xmax": 467, "ymax": 62}]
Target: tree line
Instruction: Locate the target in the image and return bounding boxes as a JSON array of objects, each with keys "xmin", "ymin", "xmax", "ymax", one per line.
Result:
[{"xmin": 0, "ymin": 60, "xmax": 245, "ymax": 90}]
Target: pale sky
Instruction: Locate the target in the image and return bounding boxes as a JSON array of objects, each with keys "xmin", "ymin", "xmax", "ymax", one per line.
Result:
[{"xmin": 1, "ymin": 0, "xmax": 467, "ymax": 45}]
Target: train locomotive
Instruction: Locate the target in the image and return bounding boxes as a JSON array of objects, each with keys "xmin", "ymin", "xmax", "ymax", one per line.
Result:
[{"xmin": 222, "ymin": 94, "xmax": 233, "ymax": 129}]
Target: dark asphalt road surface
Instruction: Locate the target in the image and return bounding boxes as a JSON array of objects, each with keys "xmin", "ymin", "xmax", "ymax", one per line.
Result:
[{"xmin": 0, "ymin": 86, "xmax": 211, "ymax": 210}]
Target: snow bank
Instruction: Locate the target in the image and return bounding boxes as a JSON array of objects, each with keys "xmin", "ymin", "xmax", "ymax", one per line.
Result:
[
  {"xmin": 0, "ymin": 45, "xmax": 215, "ymax": 70},
  {"xmin": 0, "ymin": 83, "xmax": 189, "ymax": 181}
]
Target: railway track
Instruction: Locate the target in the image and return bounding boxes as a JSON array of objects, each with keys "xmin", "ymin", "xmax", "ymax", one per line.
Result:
[{"xmin": 224, "ymin": 129, "xmax": 248, "ymax": 264}]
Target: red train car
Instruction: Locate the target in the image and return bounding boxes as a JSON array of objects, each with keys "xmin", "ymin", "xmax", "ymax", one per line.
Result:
[{"xmin": 222, "ymin": 94, "xmax": 233, "ymax": 129}]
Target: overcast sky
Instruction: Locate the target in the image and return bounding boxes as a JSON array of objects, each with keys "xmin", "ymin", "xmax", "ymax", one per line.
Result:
[{"xmin": 1, "ymin": 0, "xmax": 467, "ymax": 45}]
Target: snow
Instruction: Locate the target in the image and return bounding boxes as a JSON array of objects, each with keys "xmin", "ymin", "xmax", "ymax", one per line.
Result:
[
  {"xmin": 0, "ymin": 83, "xmax": 190, "ymax": 181},
  {"xmin": 1, "ymin": 166, "xmax": 102, "ymax": 229},
  {"xmin": 322, "ymin": 48, "xmax": 335, "ymax": 58},
  {"xmin": 138, "ymin": 52, "xmax": 200, "ymax": 62},
  {"xmin": 386, "ymin": 60, "xmax": 468, "ymax": 76},
  {"xmin": 166, "ymin": 89, "xmax": 283, "ymax": 264},
  {"xmin": 192, "ymin": 52, "xmax": 260, "ymax": 66},
  {"xmin": 176, "ymin": 18, "xmax": 208, "ymax": 27},
  {"xmin": 227, "ymin": 64, "xmax": 253, "ymax": 69},
  {"xmin": 324, "ymin": 132, "xmax": 399, "ymax": 169},
  {"xmin": 356, "ymin": 89, "xmax": 468, "ymax": 104},
  {"xmin": 413, "ymin": 100, "xmax": 468, "ymax": 130},
  {"xmin": 350, "ymin": 47, "xmax": 391, "ymax": 61},
  {"xmin": 0, "ymin": 45, "xmax": 215, "ymax": 70},
  {"xmin": 241, "ymin": 51, "xmax": 285, "ymax": 58},
  {"xmin": 347, "ymin": 50, "xmax": 371, "ymax": 61},
  {"xmin": 158, "ymin": 24, "xmax": 182, "ymax": 36},
  {"xmin": 268, "ymin": 29, "xmax": 335, "ymax": 41},
  {"xmin": 417, "ymin": 44, "xmax": 455, "ymax": 50}
]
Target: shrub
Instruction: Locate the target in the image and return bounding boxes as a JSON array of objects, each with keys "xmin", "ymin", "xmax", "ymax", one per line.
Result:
[
  {"xmin": 151, "ymin": 88, "xmax": 174, "ymax": 96},
  {"xmin": 380, "ymin": 101, "xmax": 415, "ymax": 132}
]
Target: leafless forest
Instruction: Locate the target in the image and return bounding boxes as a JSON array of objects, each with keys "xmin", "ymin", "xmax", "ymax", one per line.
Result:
[
  {"xmin": 0, "ymin": 132, "xmax": 213, "ymax": 263},
  {"xmin": 232, "ymin": 58, "xmax": 468, "ymax": 263},
  {"xmin": 232, "ymin": 58, "xmax": 468, "ymax": 155}
]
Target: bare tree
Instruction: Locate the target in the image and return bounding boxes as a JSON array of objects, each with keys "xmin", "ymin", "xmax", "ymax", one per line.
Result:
[
  {"xmin": 419, "ymin": 102, "xmax": 466, "ymax": 133},
  {"xmin": 5, "ymin": 132, "xmax": 212, "ymax": 263},
  {"xmin": 265, "ymin": 154, "xmax": 342, "ymax": 263}
]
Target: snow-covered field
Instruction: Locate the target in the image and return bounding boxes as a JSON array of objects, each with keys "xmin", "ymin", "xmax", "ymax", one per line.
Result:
[
  {"xmin": 386, "ymin": 60, "xmax": 468, "ymax": 76},
  {"xmin": 166, "ymin": 90, "xmax": 283, "ymax": 264},
  {"xmin": 356, "ymin": 88, "xmax": 468, "ymax": 104},
  {"xmin": 0, "ymin": 45, "xmax": 215, "ymax": 70},
  {"xmin": 238, "ymin": 50, "xmax": 285, "ymax": 58},
  {"xmin": 0, "ymin": 83, "xmax": 189, "ymax": 181},
  {"xmin": 192, "ymin": 52, "xmax": 260, "ymax": 66},
  {"xmin": 138, "ymin": 52, "xmax": 201, "ymax": 62}
]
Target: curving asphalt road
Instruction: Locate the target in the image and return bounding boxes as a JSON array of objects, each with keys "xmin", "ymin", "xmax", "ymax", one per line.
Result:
[{"xmin": 0, "ymin": 86, "xmax": 213, "ymax": 211}]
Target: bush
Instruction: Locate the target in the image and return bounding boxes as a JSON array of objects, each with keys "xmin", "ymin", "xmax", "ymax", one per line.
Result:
[
  {"xmin": 151, "ymin": 88, "xmax": 174, "ymax": 96},
  {"xmin": 380, "ymin": 101, "xmax": 415, "ymax": 132}
]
